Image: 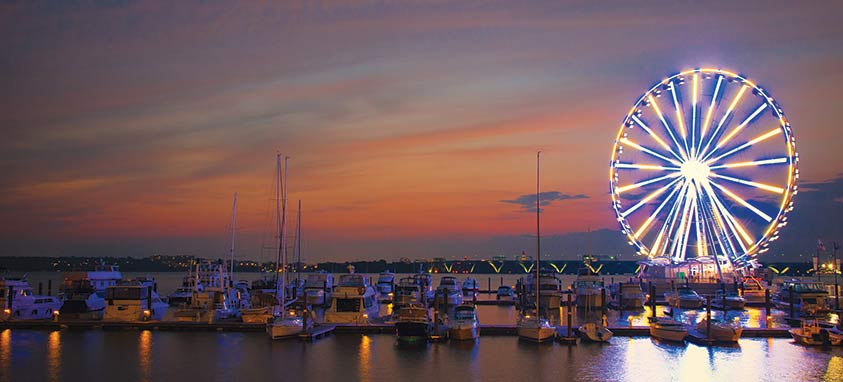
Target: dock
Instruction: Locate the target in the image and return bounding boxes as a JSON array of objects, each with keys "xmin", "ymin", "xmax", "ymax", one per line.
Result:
[
  {"xmin": 0, "ymin": 320, "xmax": 793, "ymax": 338},
  {"xmin": 298, "ymin": 325, "xmax": 335, "ymax": 341}
]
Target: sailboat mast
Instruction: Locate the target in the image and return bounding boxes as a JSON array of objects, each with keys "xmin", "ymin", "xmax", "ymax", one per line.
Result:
[
  {"xmin": 536, "ymin": 150, "xmax": 541, "ymax": 314},
  {"xmin": 280, "ymin": 156, "xmax": 289, "ymax": 308},
  {"xmin": 229, "ymin": 192, "xmax": 238, "ymax": 284},
  {"xmin": 274, "ymin": 154, "xmax": 282, "ymax": 298},
  {"xmin": 296, "ymin": 200, "xmax": 302, "ymax": 283}
]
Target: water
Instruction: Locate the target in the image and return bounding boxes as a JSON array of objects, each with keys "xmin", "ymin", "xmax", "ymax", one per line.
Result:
[{"xmin": 2, "ymin": 329, "xmax": 842, "ymax": 382}]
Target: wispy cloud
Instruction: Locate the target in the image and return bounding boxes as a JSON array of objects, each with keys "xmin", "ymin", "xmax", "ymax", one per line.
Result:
[{"xmin": 500, "ymin": 192, "xmax": 589, "ymax": 213}]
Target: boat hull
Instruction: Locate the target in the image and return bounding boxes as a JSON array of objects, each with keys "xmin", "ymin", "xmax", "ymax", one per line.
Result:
[
  {"xmin": 578, "ymin": 324, "xmax": 613, "ymax": 342},
  {"xmin": 395, "ymin": 322, "xmax": 431, "ymax": 342},
  {"xmin": 450, "ymin": 325, "xmax": 479, "ymax": 341},
  {"xmin": 650, "ymin": 322, "xmax": 688, "ymax": 342},
  {"xmin": 517, "ymin": 327, "xmax": 556, "ymax": 342}
]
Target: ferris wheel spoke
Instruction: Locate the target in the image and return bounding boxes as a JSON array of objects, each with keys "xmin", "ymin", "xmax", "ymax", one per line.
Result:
[
  {"xmin": 698, "ymin": 75, "xmax": 724, "ymax": 153},
  {"xmin": 672, "ymin": 185, "xmax": 696, "ymax": 262},
  {"xmin": 614, "ymin": 162, "xmax": 680, "ymax": 171},
  {"xmin": 708, "ymin": 180, "xmax": 773, "ymax": 222},
  {"xmin": 704, "ymin": 103, "xmax": 769, "ymax": 160},
  {"xmin": 616, "ymin": 172, "xmax": 681, "ymax": 194},
  {"xmin": 669, "ymin": 81, "xmax": 691, "ymax": 157},
  {"xmin": 692, "ymin": 182, "xmax": 707, "ymax": 258},
  {"xmin": 705, "ymin": 128, "xmax": 782, "ymax": 165},
  {"xmin": 700, "ymin": 85, "xmax": 748, "ymax": 160},
  {"xmin": 709, "ymin": 173, "xmax": 785, "ymax": 194},
  {"xmin": 620, "ymin": 177, "xmax": 683, "ymax": 218},
  {"xmin": 630, "ymin": 115, "xmax": 684, "ymax": 162},
  {"xmin": 632, "ymin": 179, "xmax": 684, "ymax": 239},
  {"xmin": 648, "ymin": 95, "xmax": 689, "ymax": 160},
  {"xmin": 650, "ymin": 180, "xmax": 689, "ymax": 257},
  {"xmin": 619, "ymin": 138, "xmax": 682, "ymax": 166},
  {"xmin": 709, "ymin": 156, "xmax": 788, "ymax": 170},
  {"xmin": 703, "ymin": 181, "xmax": 752, "ymax": 251}
]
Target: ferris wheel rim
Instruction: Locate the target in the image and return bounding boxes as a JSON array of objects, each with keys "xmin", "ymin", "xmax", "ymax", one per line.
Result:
[{"xmin": 609, "ymin": 68, "xmax": 798, "ymax": 266}]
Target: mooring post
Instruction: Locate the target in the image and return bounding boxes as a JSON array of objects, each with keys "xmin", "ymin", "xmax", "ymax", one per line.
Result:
[
  {"xmin": 47, "ymin": 280, "xmax": 52, "ymax": 296},
  {"xmin": 650, "ymin": 283, "xmax": 656, "ymax": 320},
  {"xmin": 38, "ymin": 282, "xmax": 43, "ymax": 295},
  {"xmin": 789, "ymin": 285, "xmax": 795, "ymax": 319},
  {"xmin": 706, "ymin": 296, "xmax": 712, "ymax": 341},
  {"xmin": 601, "ymin": 287, "xmax": 607, "ymax": 313},
  {"xmin": 7, "ymin": 286, "xmax": 13, "ymax": 320},
  {"xmin": 488, "ymin": 277, "xmax": 491, "ymax": 294},
  {"xmin": 567, "ymin": 293, "xmax": 573, "ymax": 338},
  {"xmin": 765, "ymin": 288, "xmax": 771, "ymax": 317}
]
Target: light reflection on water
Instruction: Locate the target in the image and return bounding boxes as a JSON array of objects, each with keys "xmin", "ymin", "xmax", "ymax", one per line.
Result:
[
  {"xmin": 0, "ymin": 329, "xmax": 10, "ymax": 381},
  {"xmin": 4, "ymin": 329, "xmax": 842, "ymax": 382}
]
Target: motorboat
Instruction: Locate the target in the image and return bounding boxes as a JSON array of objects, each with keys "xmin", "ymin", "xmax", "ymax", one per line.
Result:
[
  {"xmin": 303, "ymin": 273, "xmax": 334, "ymax": 307},
  {"xmin": 436, "ymin": 276, "xmax": 463, "ymax": 307},
  {"xmin": 695, "ymin": 318, "xmax": 743, "ymax": 343},
  {"xmin": 739, "ymin": 276, "xmax": 768, "ymax": 305},
  {"xmin": 578, "ymin": 322, "xmax": 613, "ymax": 343},
  {"xmin": 0, "ymin": 277, "xmax": 62, "ymax": 320},
  {"xmin": 522, "ymin": 270, "xmax": 565, "ymax": 310},
  {"xmin": 241, "ymin": 292, "xmax": 280, "ymax": 324},
  {"xmin": 575, "ymin": 268, "xmax": 605, "ymax": 310},
  {"xmin": 376, "ymin": 271, "xmax": 396, "ymax": 303},
  {"xmin": 394, "ymin": 277, "xmax": 423, "ymax": 307},
  {"xmin": 103, "ymin": 279, "xmax": 167, "ymax": 322},
  {"xmin": 517, "ymin": 315, "xmax": 556, "ymax": 342},
  {"xmin": 394, "ymin": 303, "xmax": 432, "ymax": 343},
  {"xmin": 324, "ymin": 274, "xmax": 379, "ymax": 324},
  {"xmin": 168, "ymin": 260, "xmax": 242, "ymax": 323},
  {"xmin": 496, "ymin": 285, "xmax": 516, "ymax": 301},
  {"xmin": 772, "ymin": 279, "xmax": 830, "ymax": 316},
  {"xmin": 664, "ymin": 286, "xmax": 705, "ymax": 309},
  {"xmin": 789, "ymin": 320, "xmax": 837, "ymax": 346},
  {"xmin": 58, "ymin": 263, "xmax": 122, "ymax": 320},
  {"xmin": 412, "ymin": 273, "xmax": 435, "ymax": 304},
  {"xmin": 450, "ymin": 304, "xmax": 479, "ymax": 341},
  {"xmin": 461, "ymin": 278, "xmax": 479, "ymax": 300},
  {"xmin": 826, "ymin": 324, "xmax": 843, "ymax": 346},
  {"xmin": 649, "ymin": 317, "xmax": 688, "ymax": 342},
  {"xmin": 608, "ymin": 282, "xmax": 645, "ymax": 310},
  {"xmin": 711, "ymin": 290, "xmax": 746, "ymax": 310},
  {"xmin": 167, "ymin": 275, "xmax": 203, "ymax": 307}
]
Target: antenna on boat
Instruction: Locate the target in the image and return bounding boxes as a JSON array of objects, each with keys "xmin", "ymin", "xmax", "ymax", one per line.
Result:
[
  {"xmin": 295, "ymin": 200, "xmax": 302, "ymax": 284},
  {"xmin": 536, "ymin": 150, "xmax": 541, "ymax": 318},
  {"xmin": 280, "ymin": 156, "xmax": 290, "ymax": 309},
  {"xmin": 229, "ymin": 192, "xmax": 238, "ymax": 286}
]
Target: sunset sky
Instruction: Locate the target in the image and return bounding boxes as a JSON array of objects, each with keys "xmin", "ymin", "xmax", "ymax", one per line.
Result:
[{"xmin": 1, "ymin": 1, "xmax": 841, "ymax": 263}]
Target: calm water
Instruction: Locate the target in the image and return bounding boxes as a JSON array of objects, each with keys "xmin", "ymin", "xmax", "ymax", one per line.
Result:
[{"xmin": 2, "ymin": 329, "xmax": 842, "ymax": 382}]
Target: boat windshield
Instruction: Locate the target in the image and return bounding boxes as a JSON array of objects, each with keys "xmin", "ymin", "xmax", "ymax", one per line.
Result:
[
  {"xmin": 454, "ymin": 309, "xmax": 475, "ymax": 320},
  {"xmin": 339, "ymin": 275, "xmax": 365, "ymax": 287}
]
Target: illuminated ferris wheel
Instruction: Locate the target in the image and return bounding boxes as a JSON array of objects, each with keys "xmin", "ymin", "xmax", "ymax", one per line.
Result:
[{"xmin": 610, "ymin": 68, "xmax": 798, "ymax": 267}]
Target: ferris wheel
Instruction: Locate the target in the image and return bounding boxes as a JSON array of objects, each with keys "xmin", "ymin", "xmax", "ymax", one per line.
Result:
[{"xmin": 609, "ymin": 68, "xmax": 798, "ymax": 267}]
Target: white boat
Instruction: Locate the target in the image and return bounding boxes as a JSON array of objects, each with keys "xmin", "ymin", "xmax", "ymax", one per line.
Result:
[
  {"xmin": 167, "ymin": 274, "xmax": 203, "ymax": 307},
  {"xmin": 826, "ymin": 325, "xmax": 843, "ymax": 346},
  {"xmin": 266, "ymin": 155, "xmax": 306, "ymax": 339},
  {"xmin": 103, "ymin": 279, "xmax": 167, "ymax": 322},
  {"xmin": 772, "ymin": 279, "xmax": 830, "ymax": 316},
  {"xmin": 436, "ymin": 276, "xmax": 463, "ymax": 307},
  {"xmin": 376, "ymin": 271, "xmax": 396, "ymax": 302},
  {"xmin": 394, "ymin": 303, "xmax": 432, "ymax": 343},
  {"xmin": 268, "ymin": 313, "xmax": 306, "ymax": 339},
  {"xmin": 241, "ymin": 292, "xmax": 280, "ymax": 324},
  {"xmin": 412, "ymin": 273, "xmax": 435, "ymax": 305},
  {"xmin": 575, "ymin": 268, "xmax": 605, "ymax": 310},
  {"xmin": 649, "ymin": 317, "xmax": 687, "ymax": 342},
  {"xmin": 324, "ymin": 274, "xmax": 379, "ymax": 324},
  {"xmin": 789, "ymin": 320, "xmax": 836, "ymax": 346},
  {"xmin": 461, "ymin": 278, "xmax": 479, "ymax": 299},
  {"xmin": 517, "ymin": 316, "xmax": 556, "ymax": 342},
  {"xmin": 59, "ymin": 263, "xmax": 122, "ymax": 320},
  {"xmin": 303, "ymin": 273, "xmax": 334, "ymax": 307},
  {"xmin": 711, "ymin": 290, "xmax": 746, "ymax": 310},
  {"xmin": 0, "ymin": 277, "xmax": 62, "ymax": 320},
  {"xmin": 168, "ymin": 260, "xmax": 241, "ymax": 323},
  {"xmin": 516, "ymin": 152, "xmax": 556, "ymax": 344},
  {"xmin": 739, "ymin": 276, "xmax": 768, "ymax": 305},
  {"xmin": 450, "ymin": 304, "xmax": 479, "ymax": 340},
  {"xmin": 394, "ymin": 277, "xmax": 423, "ymax": 307},
  {"xmin": 695, "ymin": 318, "xmax": 742, "ymax": 343},
  {"xmin": 664, "ymin": 286, "xmax": 705, "ymax": 309},
  {"xmin": 608, "ymin": 282, "xmax": 645, "ymax": 310},
  {"xmin": 578, "ymin": 322, "xmax": 613, "ymax": 343}
]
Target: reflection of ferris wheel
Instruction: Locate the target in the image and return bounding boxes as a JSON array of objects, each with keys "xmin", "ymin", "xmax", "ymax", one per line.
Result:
[{"xmin": 610, "ymin": 68, "xmax": 798, "ymax": 267}]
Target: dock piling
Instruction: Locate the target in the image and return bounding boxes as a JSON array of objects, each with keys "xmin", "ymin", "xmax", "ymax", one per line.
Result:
[
  {"xmin": 765, "ymin": 289, "xmax": 771, "ymax": 317},
  {"xmin": 38, "ymin": 282, "xmax": 43, "ymax": 295},
  {"xmin": 566, "ymin": 293, "xmax": 573, "ymax": 338},
  {"xmin": 788, "ymin": 286, "xmax": 795, "ymax": 319},
  {"xmin": 47, "ymin": 280, "xmax": 52, "ymax": 296}
]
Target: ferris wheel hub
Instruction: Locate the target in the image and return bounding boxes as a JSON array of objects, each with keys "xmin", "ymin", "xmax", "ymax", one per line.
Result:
[{"xmin": 680, "ymin": 159, "xmax": 710, "ymax": 185}]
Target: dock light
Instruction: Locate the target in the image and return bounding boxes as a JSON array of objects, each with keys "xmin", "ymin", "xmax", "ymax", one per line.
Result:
[
  {"xmin": 143, "ymin": 310, "xmax": 151, "ymax": 321},
  {"xmin": 3, "ymin": 309, "xmax": 9, "ymax": 315},
  {"xmin": 628, "ymin": 316, "xmax": 634, "ymax": 325},
  {"xmin": 289, "ymin": 310, "xmax": 296, "ymax": 316}
]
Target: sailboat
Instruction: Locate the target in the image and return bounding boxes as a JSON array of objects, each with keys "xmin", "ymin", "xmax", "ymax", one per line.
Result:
[
  {"xmin": 517, "ymin": 151, "xmax": 556, "ymax": 342},
  {"xmin": 267, "ymin": 154, "xmax": 307, "ymax": 339}
]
